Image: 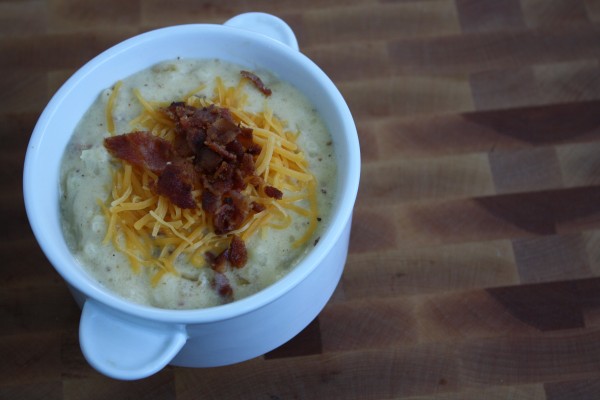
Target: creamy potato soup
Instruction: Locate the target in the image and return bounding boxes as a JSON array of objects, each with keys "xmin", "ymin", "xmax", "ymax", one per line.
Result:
[{"xmin": 59, "ymin": 59, "xmax": 336, "ymax": 309}]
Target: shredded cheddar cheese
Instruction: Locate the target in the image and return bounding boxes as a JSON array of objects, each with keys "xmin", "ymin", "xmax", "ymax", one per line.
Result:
[
  {"xmin": 102, "ymin": 75, "xmax": 320, "ymax": 285},
  {"xmin": 106, "ymin": 81, "xmax": 122, "ymax": 135}
]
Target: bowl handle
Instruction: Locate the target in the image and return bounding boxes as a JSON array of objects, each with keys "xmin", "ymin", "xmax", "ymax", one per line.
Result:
[
  {"xmin": 79, "ymin": 299, "xmax": 187, "ymax": 380},
  {"xmin": 224, "ymin": 12, "xmax": 299, "ymax": 51}
]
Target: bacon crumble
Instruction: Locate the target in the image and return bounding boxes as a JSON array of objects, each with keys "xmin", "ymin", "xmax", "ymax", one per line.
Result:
[
  {"xmin": 240, "ymin": 70, "xmax": 272, "ymax": 96},
  {"xmin": 155, "ymin": 161, "xmax": 197, "ymax": 209},
  {"xmin": 264, "ymin": 185, "xmax": 283, "ymax": 200},
  {"xmin": 204, "ymin": 234, "xmax": 248, "ymax": 271},
  {"xmin": 228, "ymin": 235, "xmax": 248, "ymax": 268},
  {"xmin": 104, "ymin": 131, "xmax": 172, "ymax": 174},
  {"xmin": 212, "ymin": 272, "xmax": 233, "ymax": 298}
]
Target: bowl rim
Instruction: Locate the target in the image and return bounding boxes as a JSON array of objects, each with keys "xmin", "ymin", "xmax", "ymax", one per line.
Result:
[{"xmin": 23, "ymin": 22, "xmax": 361, "ymax": 324}]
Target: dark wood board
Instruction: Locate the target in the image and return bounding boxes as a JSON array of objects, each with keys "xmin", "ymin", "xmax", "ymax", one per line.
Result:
[{"xmin": 2, "ymin": 0, "xmax": 600, "ymax": 398}]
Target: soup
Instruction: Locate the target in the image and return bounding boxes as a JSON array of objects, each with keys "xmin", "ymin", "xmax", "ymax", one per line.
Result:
[{"xmin": 59, "ymin": 58, "xmax": 336, "ymax": 309}]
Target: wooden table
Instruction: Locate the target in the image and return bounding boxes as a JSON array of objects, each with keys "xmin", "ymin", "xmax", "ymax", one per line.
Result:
[{"xmin": 3, "ymin": 1, "xmax": 600, "ymax": 398}]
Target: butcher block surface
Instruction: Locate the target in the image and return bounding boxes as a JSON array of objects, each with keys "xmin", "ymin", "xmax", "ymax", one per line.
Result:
[{"xmin": 3, "ymin": 0, "xmax": 600, "ymax": 399}]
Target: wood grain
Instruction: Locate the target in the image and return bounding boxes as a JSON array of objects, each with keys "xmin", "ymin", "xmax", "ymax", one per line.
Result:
[{"xmin": 3, "ymin": 0, "xmax": 600, "ymax": 398}]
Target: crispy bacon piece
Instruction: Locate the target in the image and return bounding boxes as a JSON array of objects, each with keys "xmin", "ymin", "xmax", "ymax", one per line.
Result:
[
  {"xmin": 205, "ymin": 250, "xmax": 228, "ymax": 273},
  {"xmin": 201, "ymin": 189, "xmax": 219, "ymax": 214},
  {"xmin": 165, "ymin": 102, "xmax": 216, "ymax": 156},
  {"xmin": 212, "ymin": 191, "xmax": 247, "ymax": 235},
  {"xmin": 240, "ymin": 70, "xmax": 272, "ymax": 96},
  {"xmin": 213, "ymin": 204, "xmax": 240, "ymax": 235},
  {"xmin": 251, "ymin": 201, "xmax": 266, "ymax": 213},
  {"xmin": 213, "ymin": 272, "xmax": 233, "ymax": 298},
  {"xmin": 239, "ymin": 153, "xmax": 255, "ymax": 176},
  {"xmin": 206, "ymin": 239, "xmax": 246, "ymax": 300},
  {"xmin": 104, "ymin": 131, "xmax": 172, "ymax": 174},
  {"xmin": 246, "ymin": 143, "xmax": 262, "ymax": 155},
  {"xmin": 195, "ymin": 146, "xmax": 223, "ymax": 174},
  {"xmin": 228, "ymin": 235, "xmax": 247, "ymax": 268},
  {"xmin": 205, "ymin": 235, "xmax": 246, "ymax": 272},
  {"xmin": 104, "ymin": 132, "xmax": 198, "ymax": 208},
  {"xmin": 264, "ymin": 185, "xmax": 283, "ymax": 200},
  {"xmin": 155, "ymin": 161, "xmax": 196, "ymax": 209}
]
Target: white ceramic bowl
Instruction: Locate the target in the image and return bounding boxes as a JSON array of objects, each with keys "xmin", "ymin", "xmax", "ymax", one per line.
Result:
[{"xmin": 23, "ymin": 13, "xmax": 360, "ymax": 380}]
